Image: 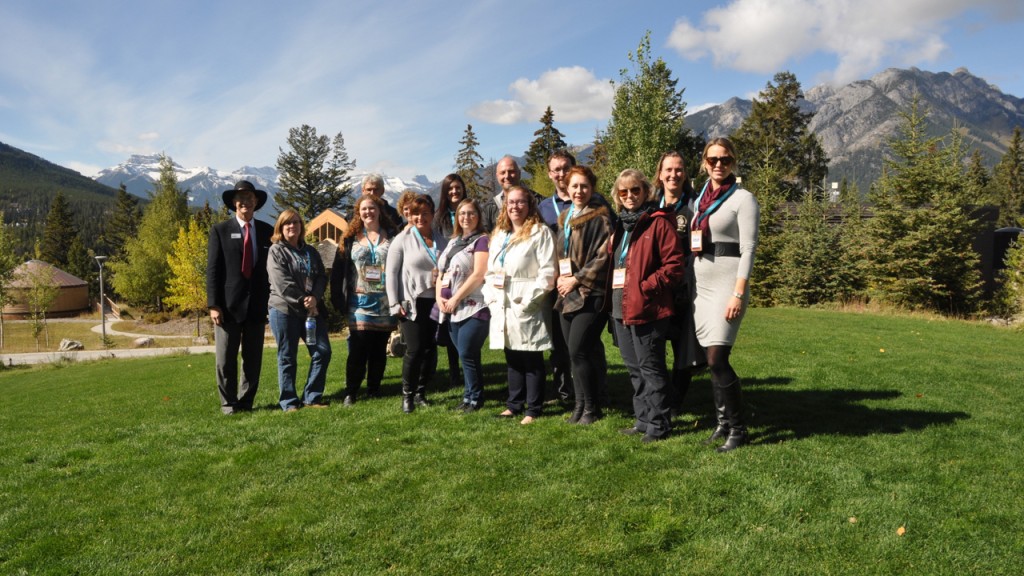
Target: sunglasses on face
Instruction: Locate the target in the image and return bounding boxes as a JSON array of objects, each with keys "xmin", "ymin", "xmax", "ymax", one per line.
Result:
[
  {"xmin": 706, "ymin": 156, "xmax": 734, "ymax": 167},
  {"xmin": 616, "ymin": 186, "xmax": 644, "ymax": 198}
]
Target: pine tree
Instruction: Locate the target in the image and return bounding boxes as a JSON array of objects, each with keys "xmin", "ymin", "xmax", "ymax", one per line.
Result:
[
  {"xmin": 993, "ymin": 238, "xmax": 1024, "ymax": 321},
  {"xmin": 773, "ymin": 191, "xmax": 842, "ymax": 306},
  {"xmin": 275, "ymin": 125, "xmax": 355, "ymax": 221},
  {"xmin": 455, "ymin": 124, "xmax": 487, "ymax": 200},
  {"xmin": 993, "ymin": 126, "xmax": 1024, "ymax": 227},
  {"xmin": 523, "ymin": 107, "xmax": 567, "ymax": 195},
  {"xmin": 39, "ymin": 190, "xmax": 78, "ymax": 267},
  {"xmin": 833, "ymin": 179, "xmax": 869, "ymax": 302},
  {"xmin": 166, "ymin": 216, "xmax": 209, "ymax": 336},
  {"xmin": 109, "ymin": 154, "xmax": 190, "ymax": 309},
  {"xmin": 744, "ymin": 162, "xmax": 788, "ymax": 306},
  {"xmin": 0, "ymin": 212, "xmax": 20, "ymax": 349},
  {"xmin": 732, "ymin": 71, "xmax": 829, "ymax": 202},
  {"xmin": 864, "ymin": 97, "xmax": 982, "ymax": 314},
  {"xmin": 602, "ymin": 32, "xmax": 699, "ymax": 186},
  {"xmin": 103, "ymin": 184, "xmax": 142, "ymax": 259},
  {"xmin": 65, "ymin": 235, "xmax": 97, "ymax": 302},
  {"xmin": 964, "ymin": 149, "xmax": 991, "ymax": 202}
]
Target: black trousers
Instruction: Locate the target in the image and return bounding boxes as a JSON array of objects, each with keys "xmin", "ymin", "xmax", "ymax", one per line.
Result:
[
  {"xmin": 559, "ymin": 297, "xmax": 608, "ymax": 412},
  {"xmin": 505, "ymin": 349, "xmax": 546, "ymax": 417},
  {"xmin": 399, "ymin": 297, "xmax": 438, "ymax": 397}
]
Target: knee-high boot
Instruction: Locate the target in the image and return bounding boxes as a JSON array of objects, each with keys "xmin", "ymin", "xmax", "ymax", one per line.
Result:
[
  {"xmin": 716, "ymin": 379, "xmax": 747, "ymax": 452},
  {"xmin": 401, "ymin": 378, "xmax": 415, "ymax": 413},
  {"xmin": 703, "ymin": 382, "xmax": 730, "ymax": 445}
]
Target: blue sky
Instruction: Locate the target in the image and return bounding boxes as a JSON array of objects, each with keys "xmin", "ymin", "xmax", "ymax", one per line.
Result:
[{"xmin": 1, "ymin": 0, "xmax": 1022, "ymax": 182}]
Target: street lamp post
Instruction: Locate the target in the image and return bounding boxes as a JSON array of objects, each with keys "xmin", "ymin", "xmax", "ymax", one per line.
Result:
[{"xmin": 94, "ymin": 256, "xmax": 108, "ymax": 344}]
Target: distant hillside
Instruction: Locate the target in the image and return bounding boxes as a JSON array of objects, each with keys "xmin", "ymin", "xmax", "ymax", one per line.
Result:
[
  {"xmin": 0, "ymin": 142, "xmax": 124, "ymax": 258},
  {"xmin": 685, "ymin": 67, "xmax": 1024, "ymax": 192}
]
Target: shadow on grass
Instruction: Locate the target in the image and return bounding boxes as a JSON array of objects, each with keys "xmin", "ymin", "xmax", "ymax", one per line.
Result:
[{"xmin": 746, "ymin": 383, "xmax": 970, "ymax": 445}]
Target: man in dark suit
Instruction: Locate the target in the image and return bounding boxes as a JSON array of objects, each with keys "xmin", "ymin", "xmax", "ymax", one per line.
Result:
[{"xmin": 207, "ymin": 181, "xmax": 274, "ymax": 414}]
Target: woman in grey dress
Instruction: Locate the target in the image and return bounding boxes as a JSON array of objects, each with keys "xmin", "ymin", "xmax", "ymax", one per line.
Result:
[{"xmin": 691, "ymin": 137, "xmax": 760, "ymax": 452}]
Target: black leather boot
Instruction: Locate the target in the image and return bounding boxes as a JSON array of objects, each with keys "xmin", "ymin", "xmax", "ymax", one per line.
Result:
[
  {"xmin": 568, "ymin": 402, "xmax": 584, "ymax": 424},
  {"xmin": 402, "ymin": 394, "xmax": 415, "ymax": 413},
  {"xmin": 703, "ymin": 382, "xmax": 730, "ymax": 445},
  {"xmin": 716, "ymin": 379, "xmax": 747, "ymax": 452},
  {"xmin": 413, "ymin": 393, "xmax": 430, "ymax": 407}
]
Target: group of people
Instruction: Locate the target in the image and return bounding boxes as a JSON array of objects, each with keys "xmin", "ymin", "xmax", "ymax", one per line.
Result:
[{"xmin": 206, "ymin": 137, "xmax": 760, "ymax": 452}]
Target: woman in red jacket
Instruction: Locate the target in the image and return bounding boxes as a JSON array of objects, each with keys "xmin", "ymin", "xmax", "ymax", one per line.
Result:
[{"xmin": 608, "ymin": 169, "xmax": 685, "ymax": 442}]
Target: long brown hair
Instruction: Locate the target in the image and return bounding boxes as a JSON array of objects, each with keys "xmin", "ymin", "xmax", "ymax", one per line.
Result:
[{"xmin": 343, "ymin": 194, "xmax": 395, "ymax": 241}]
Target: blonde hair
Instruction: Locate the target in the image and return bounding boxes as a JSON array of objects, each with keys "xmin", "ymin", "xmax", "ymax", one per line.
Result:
[
  {"xmin": 611, "ymin": 169, "xmax": 651, "ymax": 211},
  {"xmin": 271, "ymin": 208, "xmax": 305, "ymax": 243},
  {"xmin": 492, "ymin": 186, "xmax": 542, "ymax": 243}
]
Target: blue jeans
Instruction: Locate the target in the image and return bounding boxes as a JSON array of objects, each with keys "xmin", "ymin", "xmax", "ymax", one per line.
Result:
[
  {"xmin": 269, "ymin": 307, "xmax": 332, "ymax": 410},
  {"xmin": 449, "ymin": 316, "xmax": 489, "ymax": 406}
]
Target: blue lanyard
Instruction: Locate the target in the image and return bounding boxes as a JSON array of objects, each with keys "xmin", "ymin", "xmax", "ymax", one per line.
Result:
[
  {"xmin": 449, "ymin": 210, "xmax": 456, "ymax": 229},
  {"xmin": 497, "ymin": 233, "xmax": 513, "ymax": 266},
  {"xmin": 412, "ymin": 228, "xmax": 437, "ymax": 265},
  {"xmin": 660, "ymin": 196, "xmax": 683, "ymax": 212},
  {"xmin": 562, "ymin": 205, "xmax": 576, "ymax": 255},
  {"xmin": 693, "ymin": 182, "xmax": 737, "ymax": 227},
  {"xmin": 617, "ymin": 230, "xmax": 631, "ymax": 267},
  {"xmin": 364, "ymin": 230, "xmax": 380, "ymax": 265}
]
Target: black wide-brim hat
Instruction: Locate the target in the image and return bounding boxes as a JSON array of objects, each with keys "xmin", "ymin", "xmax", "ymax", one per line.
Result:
[{"xmin": 223, "ymin": 180, "xmax": 268, "ymax": 211}]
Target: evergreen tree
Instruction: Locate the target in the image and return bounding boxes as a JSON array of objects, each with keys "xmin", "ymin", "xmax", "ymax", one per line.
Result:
[
  {"xmin": 833, "ymin": 179, "xmax": 869, "ymax": 302},
  {"xmin": 0, "ymin": 213, "xmax": 20, "ymax": 349},
  {"xmin": 773, "ymin": 191, "xmax": 842, "ymax": 306},
  {"xmin": 732, "ymin": 71, "xmax": 829, "ymax": 202},
  {"xmin": 964, "ymin": 149, "xmax": 991, "ymax": 202},
  {"xmin": 166, "ymin": 216, "xmax": 209, "ymax": 336},
  {"xmin": 65, "ymin": 235, "xmax": 97, "ymax": 302},
  {"xmin": 103, "ymin": 184, "xmax": 142, "ymax": 259},
  {"xmin": 993, "ymin": 126, "xmax": 1024, "ymax": 227},
  {"xmin": 744, "ymin": 162, "xmax": 788, "ymax": 306},
  {"xmin": 523, "ymin": 107, "xmax": 567, "ymax": 195},
  {"xmin": 602, "ymin": 32, "xmax": 698, "ymax": 186},
  {"xmin": 454, "ymin": 124, "xmax": 487, "ymax": 200},
  {"xmin": 109, "ymin": 154, "xmax": 190, "ymax": 309},
  {"xmin": 39, "ymin": 190, "xmax": 78, "ymax": 267},
  {"xmin": 275, "ymin": 124, "xmax": 355, "ymax": 221},
  {"xmin": 864, "ymin": 97, "xmax": 982, "ymax": 314},
  {"xmin": 993, "ymin": 238, "xmax": 1024, "ymax": 321}
]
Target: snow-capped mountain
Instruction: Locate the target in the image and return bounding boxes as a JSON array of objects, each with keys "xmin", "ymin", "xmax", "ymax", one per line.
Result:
[{"xmin": 94, "ymin": 154, "xmax": 437, "ymax": 214}]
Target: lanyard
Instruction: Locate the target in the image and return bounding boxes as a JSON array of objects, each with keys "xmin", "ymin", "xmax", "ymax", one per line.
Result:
[
  {"xmin": 412, "ymin": 227, "xmax": 437, "ymax": 265},
  {"xmin": 693, "ymin": 182, "xmax": 737, "ymax": 227},
  {"xmin": 660, "ymin": 196, "xmax": 683, "ymax": 212},
  {"xmin": 449, "ymin": 210, "xmax": 456, "ymax": 229},
  {"xmin": 562, "ymin": 204, "xmax": 576, "ymax": 255},
  {"xmin": 497, "ymin": 233, "xmax": 513, "ymax": 266},
  {"xmin": 617, "ymin": 230, "xmax": 631, "ymax": 268},
  {"xmin": 364, "ymin": 230, "xmax": 380, "ymax": 264}
]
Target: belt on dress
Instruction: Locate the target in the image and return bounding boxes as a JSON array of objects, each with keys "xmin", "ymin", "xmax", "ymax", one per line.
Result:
[{"xmin": 701, "ymin": 242, "xmax": 741, "ymax": 257}]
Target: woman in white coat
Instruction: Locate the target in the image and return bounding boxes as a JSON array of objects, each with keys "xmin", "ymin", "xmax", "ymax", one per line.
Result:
[{"xmin": 484, "ymin": 186, "xmax": 557, "ymax": 424}]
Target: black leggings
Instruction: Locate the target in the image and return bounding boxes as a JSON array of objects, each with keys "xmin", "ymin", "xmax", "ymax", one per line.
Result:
[
  {"xmin": 559, "ymin": 297, "xmax": 607, "ymax": 411},
  {"xmin": 706, "ymin": 345, "xmax": 738, "ymax": 386},
  {"xmin": 346, "ymin": 329, "xmax": 390, "ymax": 396}
]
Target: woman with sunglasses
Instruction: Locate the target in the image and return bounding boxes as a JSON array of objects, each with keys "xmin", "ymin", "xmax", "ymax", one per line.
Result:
[
  {"xmin": 608, "ymin": 169, "xmax": 685, "ymax": 442},
  {"xmin": 436, "ymin": 198, "xmax": 490, "ymax": 412},
  {"xmin": 691, "ymin": 137, "xmax": 760, "ymax": 452},
  {"xmin": 555, "ymin": 166, "xmax": 613, "ymax": 425}
]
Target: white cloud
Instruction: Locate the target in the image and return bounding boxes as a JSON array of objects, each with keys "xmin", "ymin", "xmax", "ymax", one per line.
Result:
[
  {"xmin": 137, "ymin": 132, "xmax": 160, "ymax": 141},
  {"xmin": 667, "ymin": 0, "xmax": 1022, "ymax": 85},
  {"xmin": 64, "ymin": 161, "xmax": 103, "ymax": 177},
  {"xmin": 468, "ymin": 66, "xmax": 614, "ymax": 125}
]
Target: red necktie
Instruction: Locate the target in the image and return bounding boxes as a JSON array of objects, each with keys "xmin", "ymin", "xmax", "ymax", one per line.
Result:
[{"xmin": 241, "ymin": 223, "xmax": 253, "ymax": 279}]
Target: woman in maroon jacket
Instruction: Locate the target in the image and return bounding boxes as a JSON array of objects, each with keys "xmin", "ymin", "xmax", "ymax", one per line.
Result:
[{"xmin": 608, "ymin": 169, "xmax": 685, "ymax": 442}]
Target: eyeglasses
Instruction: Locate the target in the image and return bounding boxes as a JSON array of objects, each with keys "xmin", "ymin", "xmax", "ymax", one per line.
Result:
[
  {"xmin": 706, "ymin": 156, "xmax": 734, "ymax": 167},
  {"xmin": 616, "ymin": 187, "xmax": 644, "ymax": 198},
  {"xmin": 457, "ymin": 211, "xmax": 478, "ymax": 217},
  {"xmin": 506, "ymin": 200, "xmax": 528, "ymax": 207}
]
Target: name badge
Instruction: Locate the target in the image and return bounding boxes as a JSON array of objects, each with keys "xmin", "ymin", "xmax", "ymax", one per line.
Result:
[
  {"xmin": 304, "ymin": 278, "xmax": 314, "ymax": 293},
  {"xmin": 558, "ymin": 258, "xmax": 572, "ymax": 277},
  {"xmin": 230, "ymin": 233, "xmax": 242, "ymax": 239},
  {"xmin": 440, "ymin": 271, "xmax": 452, "ymax": 288},
  {"xmin": 612, "ymin": 268, "xmax": 626, "ymax": 289},
  {"xmin": 490, "ymin": 271, "xmax": 505, "ymax": 288},
  {"xmin": 690, "ymin": 230, "xmax": 703, "ymax": 252},
  {"xmin": 365, "ymin": 266, "xmax": 382, "ymax": 282}
]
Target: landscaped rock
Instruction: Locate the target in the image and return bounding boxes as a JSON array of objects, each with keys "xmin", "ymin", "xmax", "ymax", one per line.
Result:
[
  {"xmin": 192, "ymin": 336, "xmax": 210, "ymax": 345},
  {"xmin": 58, "ymin": 339, "xmax": 84, "ymax": 351},
  {"xmin": 133, "ymin": 337, "xmax": 155, "ymax": 348}
]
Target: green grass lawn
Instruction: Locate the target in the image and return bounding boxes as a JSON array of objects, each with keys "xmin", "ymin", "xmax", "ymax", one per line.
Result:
[{"xmin": 0, "ymin": 308, "xmax": 1020, "ymax": 575}]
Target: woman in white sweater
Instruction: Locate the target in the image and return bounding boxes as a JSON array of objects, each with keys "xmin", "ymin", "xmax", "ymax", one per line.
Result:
[
  {"xmin": 691, "ymin": 137, "xmax": 760, "ymax": 452},
  {"xmin": 483, "ymin": 186, "xmax": 557, "ymax": 425}
]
